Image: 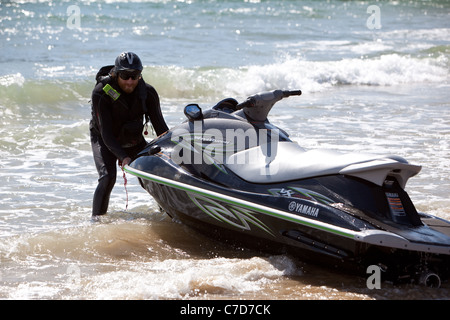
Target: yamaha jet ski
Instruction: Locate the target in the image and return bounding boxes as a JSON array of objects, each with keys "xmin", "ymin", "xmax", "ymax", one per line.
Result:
[{"xmin": 125, "ymin": 89, "xmax": 450, "ymax": 286}]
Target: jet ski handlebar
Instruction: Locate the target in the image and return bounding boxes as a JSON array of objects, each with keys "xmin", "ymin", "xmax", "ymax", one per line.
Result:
[
  {"xmin": 235, "ymin": 89, "xmax": 302, "ymax": 121},
  {"xmin": 236, "ymin": 89, "xmax": 302, "ymax": 110}
]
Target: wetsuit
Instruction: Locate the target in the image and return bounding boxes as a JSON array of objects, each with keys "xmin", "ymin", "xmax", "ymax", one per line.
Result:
[{"xmin": 89, "ymin": 76, "xmax": 168, "ymax": 216}]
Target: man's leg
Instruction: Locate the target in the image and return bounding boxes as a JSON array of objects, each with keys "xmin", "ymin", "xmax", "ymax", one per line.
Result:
[{"xmin": 90, "ymin": 130, "xmax": 117, "ymax": 216}]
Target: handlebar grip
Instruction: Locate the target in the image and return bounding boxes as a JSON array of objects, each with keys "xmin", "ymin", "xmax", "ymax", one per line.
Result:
[{"xmin": 282, "ymin": 90, "xmax": 302, "ymax": 97}]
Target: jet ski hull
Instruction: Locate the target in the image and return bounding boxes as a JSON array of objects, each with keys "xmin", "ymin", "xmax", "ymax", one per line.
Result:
[
  {"xmin": 126, "ymin": 155, "xmax": 450, "ymax": 284},
  {"xmin": 126, "ymin": 90, "xmax": 450, "ymax": 286}
]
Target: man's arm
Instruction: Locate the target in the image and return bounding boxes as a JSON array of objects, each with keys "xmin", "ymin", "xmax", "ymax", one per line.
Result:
[{"xmin": 146, "ymin": 85, "xmax": 169, "ymax": 136}]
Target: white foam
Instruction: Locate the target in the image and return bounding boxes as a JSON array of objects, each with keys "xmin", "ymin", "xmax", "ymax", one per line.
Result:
[
  {"xmin": 231, "ymin": 54, "xmax": 448, "ymax": 94},
  {"xmin": 0, "ymin": 73, "xmax": 25, "ymax": 87},
  {"xmin": 83, "ymin": 255, "xmax": 301, "ymax": 299}
]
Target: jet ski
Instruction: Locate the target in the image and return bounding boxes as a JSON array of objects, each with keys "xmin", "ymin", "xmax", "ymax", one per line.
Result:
[{"xmin": 125, "ymin": 89, "xmax": 450, "ymax": 287}]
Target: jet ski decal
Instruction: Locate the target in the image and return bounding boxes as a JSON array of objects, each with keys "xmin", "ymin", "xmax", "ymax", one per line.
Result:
[
  {"xmin": 188, "ymin": 193, "xmax": 275, "ymax": 237},
  {"xmin": 268, "ymin": 187, "xmax": 334, "ymax": 205},
  {"xmin": 385, "ymin": 192, "xmax": 406, "ymax": 217}
]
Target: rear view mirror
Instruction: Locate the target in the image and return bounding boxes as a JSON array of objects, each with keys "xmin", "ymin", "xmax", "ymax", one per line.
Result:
[{"xmin": 184, "ymin": 104, "xmax": 203, "ymax": 121}]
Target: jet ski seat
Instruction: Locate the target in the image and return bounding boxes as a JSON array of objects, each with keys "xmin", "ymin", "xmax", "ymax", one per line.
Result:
[{"xmin": 224, "ymin": 142, "xmax": 421, "ymax": 188}]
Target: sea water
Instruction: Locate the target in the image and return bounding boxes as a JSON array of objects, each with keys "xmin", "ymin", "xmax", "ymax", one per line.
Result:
[{"xmin": 0, "ymin": 0, "xmax": 449, "ymax": 300}]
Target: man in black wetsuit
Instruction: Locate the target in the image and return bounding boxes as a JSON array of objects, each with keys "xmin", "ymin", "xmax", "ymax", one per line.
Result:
[{"xmin": 90, "ymin": 52, "xmax": 169, "ymax": 217}]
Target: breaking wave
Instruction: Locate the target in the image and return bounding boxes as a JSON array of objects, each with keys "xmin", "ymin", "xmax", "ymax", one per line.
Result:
[
  {"xmin": 146, "ymin": 52, "xmax": 449, "ymax": 99},
  {"xmin": 1, "ymin": 53, "xmax": 448, "ymax": 105}
]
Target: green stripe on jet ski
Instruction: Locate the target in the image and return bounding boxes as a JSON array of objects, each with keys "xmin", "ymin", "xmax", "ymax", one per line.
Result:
[{"xmin": 124, "ymin": 165, "xmax": 356, "ymax": 239}]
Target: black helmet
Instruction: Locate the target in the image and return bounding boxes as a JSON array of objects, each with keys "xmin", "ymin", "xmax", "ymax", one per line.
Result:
[{"xmin": 114, "ymin": 52, "xmax": 143, "ymax": 72}]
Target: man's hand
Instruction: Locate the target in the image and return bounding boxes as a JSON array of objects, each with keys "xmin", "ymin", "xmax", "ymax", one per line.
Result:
[{"xmin": 121, "ymin": 157, "xmax": 132, "ymax": 168}]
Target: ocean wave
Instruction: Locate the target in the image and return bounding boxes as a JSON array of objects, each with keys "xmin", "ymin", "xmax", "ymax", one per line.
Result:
[
  {"xmin": 146, "ymin": 53, "xmax": 449, "ymax": 99},
  {"xmin": 0, "ymin": 77, "xmax": 92, "ymax": 110},
  {"xmin": 1, "ymin": 53, "xmax": 447, "ymax": 104}
]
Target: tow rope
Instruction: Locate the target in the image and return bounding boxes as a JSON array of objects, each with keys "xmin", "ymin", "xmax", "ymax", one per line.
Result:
[{"xmin": 122, "ymin": 166, "xmax": 128, "ymax": 211}]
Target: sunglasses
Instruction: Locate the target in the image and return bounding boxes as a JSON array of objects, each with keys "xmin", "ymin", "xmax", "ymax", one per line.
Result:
[{"xmin": 118, "ymin": 71, "xmax": 141, "ymax": 80}]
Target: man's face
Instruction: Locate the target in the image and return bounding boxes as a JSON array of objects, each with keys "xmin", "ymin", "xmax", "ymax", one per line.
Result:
[{"xmin": 117, "ymin": 70, "xmax": 141, "ymax": 94}]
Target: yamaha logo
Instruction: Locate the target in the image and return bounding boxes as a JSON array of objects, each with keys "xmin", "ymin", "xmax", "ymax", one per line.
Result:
[
  {"xmin": 288, "ymin": 201, "xmax": 297, "ymax": 211},
  {"xmin": 288, "ymin": 201, "xmax": 319, "ymax": 217}
]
